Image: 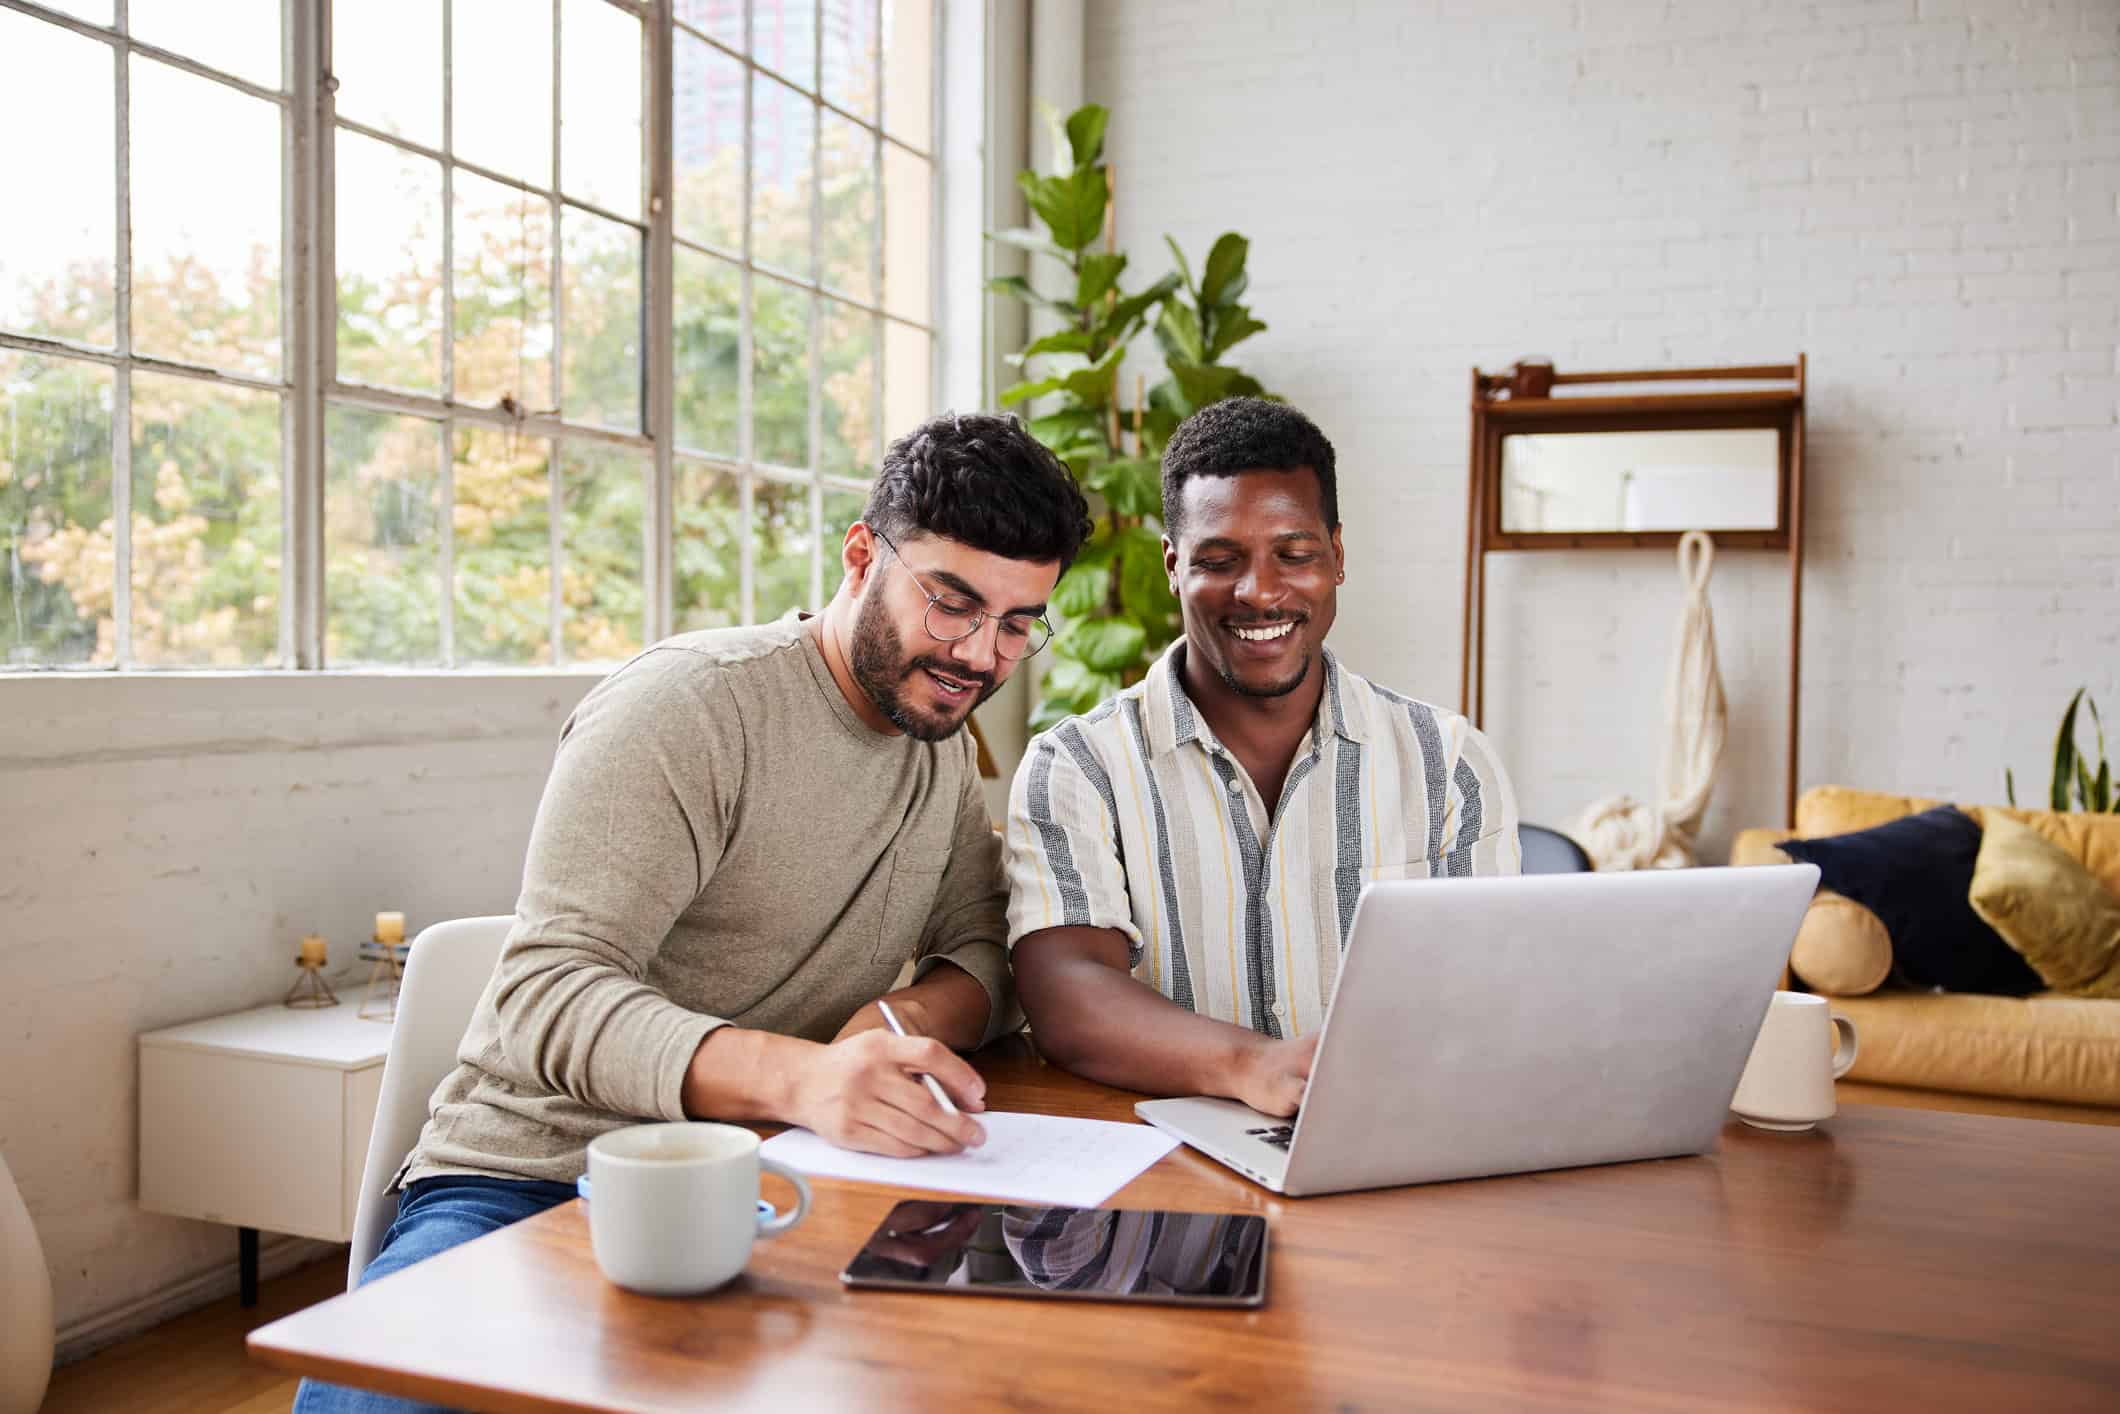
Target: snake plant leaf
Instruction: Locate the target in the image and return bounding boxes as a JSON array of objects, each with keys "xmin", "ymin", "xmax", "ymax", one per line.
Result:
[
  {"xmin": 1200, "ymin": 233, "xmax": 1249, "ymax": 309},
  {"xmin": 2052, "ymin": 688, "xmax": 2084, "ymax": 812},
  {"xmin": 1064, "ymin": 104, "xmax": 1110, "ymax": 170}
]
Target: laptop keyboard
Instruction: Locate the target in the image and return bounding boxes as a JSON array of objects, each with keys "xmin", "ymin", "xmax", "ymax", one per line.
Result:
[{"xmin": 1245, "ymin": 1125, "xmax": 1295, "ymax": 1151}]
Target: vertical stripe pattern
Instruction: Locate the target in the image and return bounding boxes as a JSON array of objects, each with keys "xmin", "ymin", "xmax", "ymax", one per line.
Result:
[{"xmin": 1006, "ymin": 645, "xmax": 1521, "ymax": 1039}]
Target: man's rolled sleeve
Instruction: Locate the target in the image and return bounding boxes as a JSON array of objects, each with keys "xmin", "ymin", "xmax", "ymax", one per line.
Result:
[{"xmin": 1003, "ymin": 728, "xmax": 1143, "ymax": 963}]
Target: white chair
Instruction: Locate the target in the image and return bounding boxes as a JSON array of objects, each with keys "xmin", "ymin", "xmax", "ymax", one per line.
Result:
[
  {"xmin": 345, "ymin": 915, "xmax": 513, "ymax": 1291},
  {"xmin": 0, "ymin": 1146, "xmax": 53, "ymax": 1414}
]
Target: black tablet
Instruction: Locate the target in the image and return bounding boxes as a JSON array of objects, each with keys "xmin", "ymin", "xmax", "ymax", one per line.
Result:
[{"xmin": 840, "ymin": 1200, "xmax": 1267, "ymax": 1307}]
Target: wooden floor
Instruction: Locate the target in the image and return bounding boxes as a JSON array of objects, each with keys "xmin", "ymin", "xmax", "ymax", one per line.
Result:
[{"xmin": 43, "ymin": 1256, "xmax": 345, "ymax": 1414}]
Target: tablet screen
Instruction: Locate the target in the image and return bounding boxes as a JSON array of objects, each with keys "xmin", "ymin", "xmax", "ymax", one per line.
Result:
[{"xmin": 841, "ymin": 1201, "xmax": 1267, "ymax": 1307}]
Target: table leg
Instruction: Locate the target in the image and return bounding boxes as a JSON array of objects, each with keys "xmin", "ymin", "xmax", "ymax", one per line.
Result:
[{"xmin": 240, "ymin": 1227, "xmax": 259, "ymax": 1307}]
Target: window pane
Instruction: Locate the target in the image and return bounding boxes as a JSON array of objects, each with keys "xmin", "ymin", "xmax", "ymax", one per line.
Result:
[
  {"xmin": 128, "ymin": 372, "xmax": 281, "ymax": 666},
  {"xmin": 560, "ymin": 442, "xmax": 644, "ymax": 664},
  {"xmin": 675, "ymin": 0, "xmax": 744, "ymax": 53},
  {"xmin": 130, "ymin": 0, "xmax": 280, "ymax": 89},
  {"xmin": 335, "ymin": 131, "xmax": 442, "ymax": 393},
  {"xmin": 673, "ymin": 31, "xmax": 744, "ymax": 253},
  {"xmin": 820, "ymin": 114, "xmax": 876, "ymax": 303},
  {"xmin": 561, "ymin": 207, "xmax": 642, "ymax": 432},
  {"xmin": 819, "ymin": 301, "xmax": 875, "ymax": 479},
  {"xmin": 454, "ymin": 173, "xmax": 554, "ymax": 410},
  {"xmin": 325, "ymin": 405, "xmax": 442, "ymax": 665},
  {"xmin": 0, "ymin": 15, "xmax": 115, "ymax": 346},
  {"xmin": 751, "ymin": 74, "xmax": 814, "ymax": 278},
  {"xmin": 454, "ymin": 0, "xmax": 553, "ymax": 186},
  {"xmin": 751, "ymin": 475, "xmax": 812, "ymax": 622},
  {"xmin": 36, "ymin": 1, "xmax": 112, "ymax": 23},
  {"xmin": 333, "ymin": 0, "xmax": 441, "ymax": 149},
  {"xmin": 881, "ymin": 0, "xmax": 930, "ymax": 149},
  {"xmin": 883, "ymin": 318, "xmax": 930, "ymax": 445},
  {"xmin": 822, "ymin": 0, "xmax": 879, "ymax": 120},
  {"xmin": 452, "ymin": 424, "xmax": 551, "ymax": 664},
  {"xmin": 1, "ymin": 352, "xmax": 114, "ymax": 666},
  {"xmin": 751, "ymin": 278, "xmax": 808, "ymax": 469},
  {"xmin": 674, "ymin": 248, "xmax": 740, "ymax": 457},
  {"xmin": 131, "ymin": 56, "xmax": 282, "ymax": 379},
  {"xmin": 673, "ymin": 460, "xmax": 740, "ymax": 632},
  {"xmin": 881, "ymin": 143, "xmax": 929, "ymax": 323},
  {"xmin": 755, "ymin": 0, "xmax": 816, "ymax": 92},
  {"xmin": 561, "ymin": 0, "xmax": 641, "ymax": 222}
]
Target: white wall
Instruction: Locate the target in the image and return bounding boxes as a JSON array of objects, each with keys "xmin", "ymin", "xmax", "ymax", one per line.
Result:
[
  {"xmin": 0, "ymin": 673, "xmax": 591, "ymax": 1350},
  {"xmin": 1085, "ymin": 0, "xmax": 2120, "ymax": 858}
]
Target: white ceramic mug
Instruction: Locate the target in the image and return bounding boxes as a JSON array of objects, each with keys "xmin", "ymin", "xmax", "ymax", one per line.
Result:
[
  {"xmin": 1731, "ymin": 991, "xmax": 1859, "ymax": 1132},
  {"xmin": 585, "ymin": 1122, "xmax": 811, "ymax": 1295}
]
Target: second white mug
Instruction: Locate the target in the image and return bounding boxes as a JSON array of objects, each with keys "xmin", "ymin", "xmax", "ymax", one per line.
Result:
[{"xmin": 1731, "ymin": 990, "xmax": 1858, "ymax": 1132}]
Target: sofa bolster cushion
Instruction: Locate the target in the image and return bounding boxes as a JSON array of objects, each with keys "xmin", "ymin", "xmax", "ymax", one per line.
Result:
[{"xmin": 1789, "ymin": 893, "xmax": 1894, "ymax": 996}]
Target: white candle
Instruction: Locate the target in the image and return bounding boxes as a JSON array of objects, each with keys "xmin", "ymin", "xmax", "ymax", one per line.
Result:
[{"xmin": 375, "ymin": 911, "xmax": 406, "ymax": 945}]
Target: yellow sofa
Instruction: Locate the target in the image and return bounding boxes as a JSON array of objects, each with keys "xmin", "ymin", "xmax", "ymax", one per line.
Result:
[{"xmin": 1732, "ymin": 786, "xmax": 2120, "ymax": 1124}]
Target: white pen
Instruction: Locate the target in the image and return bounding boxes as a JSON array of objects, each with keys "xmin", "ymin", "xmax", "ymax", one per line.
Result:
[{"xmin": 876, "ymin": 1000, "xmax": 961, "ymax": 1116}]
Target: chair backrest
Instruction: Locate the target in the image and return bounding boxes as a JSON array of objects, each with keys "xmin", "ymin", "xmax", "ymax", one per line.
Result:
[
  {"xmin": 346, "ymin": 915, "xmax": 512, "ymax": 1291},
  {"xmin": 1519, "ymin": 823, "xmax": 1593, "ymax": 875}
]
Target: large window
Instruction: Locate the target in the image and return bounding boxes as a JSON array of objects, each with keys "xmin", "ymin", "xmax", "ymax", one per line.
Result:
[{"xmin": 0, "ymin": 0, "xmax": 940, "ymax": 670}]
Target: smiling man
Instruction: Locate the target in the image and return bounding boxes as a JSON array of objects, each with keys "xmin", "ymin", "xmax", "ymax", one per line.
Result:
[
  {"xmin": 297, "ymin": 412, "xmax": 1089, "ymax": 1414},
  {"xmin": 1005, "ymin": 398, "xmax": 1520, "ymax": 1116}
]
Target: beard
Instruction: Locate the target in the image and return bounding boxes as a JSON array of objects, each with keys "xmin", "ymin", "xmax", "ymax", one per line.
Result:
[
  {"xmin": 1213, "ymin": 645, "xmax": 1314, "ymax": 700},
  {"xmin": 848, "ymin": 586, "xmax": 1000, "ymax": 741}
]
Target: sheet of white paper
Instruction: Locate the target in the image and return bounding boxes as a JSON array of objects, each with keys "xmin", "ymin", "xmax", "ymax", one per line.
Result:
[{"xmin": 759, "ymin": 1111, "xmax": 1180, "ymax": 1209}]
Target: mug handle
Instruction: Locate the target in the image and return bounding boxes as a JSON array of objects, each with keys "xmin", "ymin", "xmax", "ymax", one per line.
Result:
[
  {"xmin": 755, "ymin": 1158, "xmax": 811, "ymax": 1238},
  {"xmin": 1829, "ymin": 1015, "xmax": 1859, "ymax": 1079}
]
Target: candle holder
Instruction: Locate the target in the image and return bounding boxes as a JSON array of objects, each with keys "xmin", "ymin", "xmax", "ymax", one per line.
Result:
[
  {"xmin": 284, "ymin": 937, "xmax": 340, "ymax": 1010},
  {"xmin": 356, "ymin": 935, "xmax": 410, "ymax": 1022}
]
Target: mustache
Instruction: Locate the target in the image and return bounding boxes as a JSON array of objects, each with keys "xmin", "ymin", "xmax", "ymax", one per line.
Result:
[{"xmin": 908, "ymin": 657, "xmax": 994, "ymax": 692}]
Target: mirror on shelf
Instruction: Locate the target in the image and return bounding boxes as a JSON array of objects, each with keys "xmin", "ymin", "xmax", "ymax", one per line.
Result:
[{"xmin": 1498, "ymin": 428, "xmax": 1781, "ymax": 535}]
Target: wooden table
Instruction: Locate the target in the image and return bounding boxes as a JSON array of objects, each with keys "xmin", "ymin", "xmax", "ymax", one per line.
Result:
[{"xmin": 249, "ymin": 1045, "xmax": 2120, "ymax": 1412}]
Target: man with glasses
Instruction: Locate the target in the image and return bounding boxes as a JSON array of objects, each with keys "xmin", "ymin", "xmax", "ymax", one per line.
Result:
[{"xmin": 297, "ymin": 412, "xmax": 1087, "ymax": 1414}]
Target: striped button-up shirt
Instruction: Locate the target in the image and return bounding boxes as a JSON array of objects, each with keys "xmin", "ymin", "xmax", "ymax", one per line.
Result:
[{"xmin": 1005, "ymin": 643, "xmax": 1521, "ymax": 1040}]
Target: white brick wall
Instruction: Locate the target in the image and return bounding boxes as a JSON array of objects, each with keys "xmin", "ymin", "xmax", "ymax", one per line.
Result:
[{"xmin": 1086, "ymin": 0, "xmax": 2120, "ymax": 855}]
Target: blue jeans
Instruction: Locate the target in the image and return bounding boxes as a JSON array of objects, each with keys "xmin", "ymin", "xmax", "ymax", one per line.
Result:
[{"xmin": 292, "ymin": 1175, "xmax": 577, "ymax": 1414}]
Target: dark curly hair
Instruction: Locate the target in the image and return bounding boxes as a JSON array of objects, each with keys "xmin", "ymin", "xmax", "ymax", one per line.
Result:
[
  {"xmin": 1160, "ymin": 397, "xmax": 1338, "ymax": 543},
  {"xmin": 863, "ymin": 412, "xmax": 1094, "ymax": 570}
]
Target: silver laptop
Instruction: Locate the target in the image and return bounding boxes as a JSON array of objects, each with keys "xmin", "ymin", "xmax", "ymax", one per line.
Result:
[{"xmin": 1134, "ymin": 864, "xmax": 1819, "ymax": 1196}]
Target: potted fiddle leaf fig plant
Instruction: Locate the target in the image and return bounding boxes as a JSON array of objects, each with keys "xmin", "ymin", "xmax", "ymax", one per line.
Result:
[{"xmin": 988, "ymin": 104, "xmax": 1276, "ymax": 731}]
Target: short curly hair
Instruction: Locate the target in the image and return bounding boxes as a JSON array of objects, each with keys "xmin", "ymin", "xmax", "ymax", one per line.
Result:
[
  {"xmin": 864, "ymin": 412, "xmax": 1094, "ymax": 569},
  {"xmin": 1159, "ymin": 397, "xmax": 1338, "ymax": 543}
]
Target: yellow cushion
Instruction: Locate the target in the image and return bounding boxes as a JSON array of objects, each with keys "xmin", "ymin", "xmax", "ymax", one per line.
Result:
[
  {"xmin": 1788, "ymin": 892, "xmax": 1894, "ymax": 995},
  {"xmin": 1795, "ymin": 786, "xmax": 1944, "ymax": 837},
  {"xmin": 1966, "ymin": 803, "xmax": 2120, "ymax": 899},
  {"xmin": 1968, "ymin": 814, "xmax": 2120, "ymax": 999},
  {"xmin": 1827, "ymin": 990, "xmax": 2120, "ymax": 1106}
]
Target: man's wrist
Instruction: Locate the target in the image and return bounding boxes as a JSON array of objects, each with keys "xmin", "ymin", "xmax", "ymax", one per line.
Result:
[{"xmin": 682, "ymin": 1025, "xmax": 818, "ymax": 1124}]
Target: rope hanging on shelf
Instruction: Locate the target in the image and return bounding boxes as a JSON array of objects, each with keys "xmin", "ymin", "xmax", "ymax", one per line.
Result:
[{"xmin": 1574, "ymin": 530, "xmax": 1728, "ymax": 870}]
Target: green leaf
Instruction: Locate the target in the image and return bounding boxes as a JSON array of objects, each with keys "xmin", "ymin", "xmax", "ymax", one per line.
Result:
[
  {"xmin": 1119, "ymin": 532, "xmax": 1176, "ymax": 623},
  {"xmin": 1019, "ymin": 329, "xmax": 1095, "ymax": 362},
  {"xmin": 1050, "ymin": 561, "xmax": 1110, "ymax": 621},
  {"xmin": 1096, "ymin": 273, "xmax": 1182, "ymax": 346},
  {"xmin": 987, "ymin": 226, "xmax": 1066, "ymax": 261},
  {"xmin": 999, "ymin": 375, "xmax": 1065, "ymax": 408},
  {"xmin": 1069, "ymin": 616, "xmax": 1148, "ymax": 673},
  {"xmin": 986, "ymin": 274, "xmax": 1073, "ymax": 315},
  {"xmin": 1163, "ymin": 235, "xmax": 1196, "ymax": 299},
  {"xmin": 1019, "ymin": 167, "xmax": 1108, "ymax": 253},
  {"xmin": 2077, "ymin": 754, "xmax": 2098, "ymax": 814},
  {"xmin": 1155, "ymin": 302, "xmax": 1205, "ymax": 365},
  {"xmin": 1027, "ymin": 407, "xmax": 1104, "ymax": 450},
  {"xmin": 2052, "ymin": 688, "xmax": 2084, "ymax": 812},
  {"xmin": 1167, "ymin": 359, "xmax": 1265, "ymax": 410},
  {"xmin": 2005, "ymin": 767, "xmax": 2018, "ymax": 808},
  {"xmin": 1064, "ymin": 105, "xmax": 1110, "ymax": 170},
  {"xmin": 1199, "ymin": 233, "xmax": 1249, "ymax": 308},
  {"xmin": 2095, "ymin": 758, "xmax": 2112, "ymax": 814},
  {"xmin": 1076, "ymin": 252, "xmax": 1127, "ymax": 308},
  {"xmin": 1087, "ymin": 456, "xmax": 1162, "ymax": 519},
  {"xmin": 1207, "ymin": 308, "xmax": 1268, "ymax": 361}
]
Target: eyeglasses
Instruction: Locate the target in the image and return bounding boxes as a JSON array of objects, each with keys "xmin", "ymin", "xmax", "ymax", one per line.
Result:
[{"xmin": 870, "ymin": 528, "xmax": 1053, "ymax": 660}]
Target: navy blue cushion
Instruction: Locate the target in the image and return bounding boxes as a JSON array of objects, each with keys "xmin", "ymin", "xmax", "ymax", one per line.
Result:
[{"xmin": 1779, "ymin": 806, "xmax": 2042, "ymax": 995}]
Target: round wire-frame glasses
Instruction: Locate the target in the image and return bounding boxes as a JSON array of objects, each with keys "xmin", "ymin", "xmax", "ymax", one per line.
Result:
[{"xmin": 870, "ymin": 528, "xmax": 1054, "ymax": 660}]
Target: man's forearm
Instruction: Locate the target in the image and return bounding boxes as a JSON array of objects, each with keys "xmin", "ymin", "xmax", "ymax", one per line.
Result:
[
  {"xmin": 835, "ymin": 958, "xmax": 993, "ymax": 1050},
  {"xmin": 1017, "ymin": 947, "xmax": 1264, "ymax": 1100},
  {"xmin": 679, "ymin": 1025, "xmax": 818, "ymax": 1122}
]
